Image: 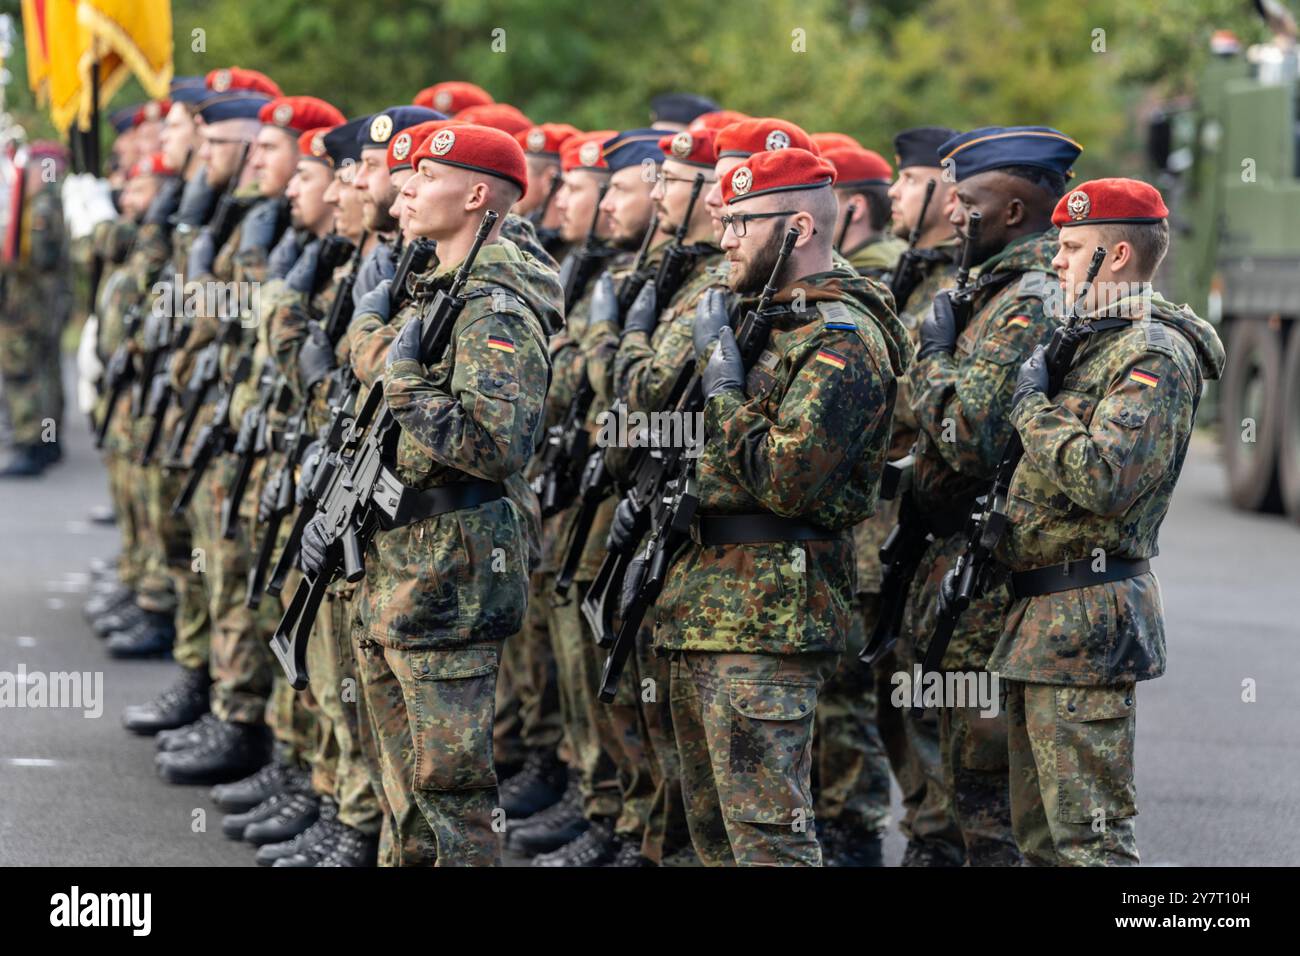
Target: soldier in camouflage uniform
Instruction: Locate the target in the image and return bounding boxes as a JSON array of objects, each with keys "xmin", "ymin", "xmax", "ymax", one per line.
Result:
[
  {"xmin": 905, "ymin": 126, "xmax": 1084, "ymax": 866},
  {"xmin": 815, "ymin": 135, "xmax": 907, "ymax": 282},
  {"xmin": 654, "ymin": 147, "xmax": 909, "ymax": 866},
  {"xmin": 305, "ymin": 124, "xmax": 558, "ymax": 866},
  {"xmin": 0, "ymin": 144, "xmax": 70, "ymax": 478},
  {"xmin": 993, "ymin": 178, "xmax": 1223, "ymax": 865}
]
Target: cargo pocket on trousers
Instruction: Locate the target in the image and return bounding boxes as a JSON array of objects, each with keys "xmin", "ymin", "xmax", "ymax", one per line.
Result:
[
  {"xmin": 721, "ymin": 680, "xmax": 818, "ymax": 826},
  {"xmin": 1055, "ymin": 684, "xmax": 1137, "ymax": 824},
  {"xmin": 409, "ymin": 646, "xmax": 499, "ymax": 792}
]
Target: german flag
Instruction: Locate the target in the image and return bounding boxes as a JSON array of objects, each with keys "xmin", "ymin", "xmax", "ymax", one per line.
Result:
[
  {"xmin": 815, "ymin": 348, "xmax": 847, "ymax": 371},
  {"xmin": 1129, "ymin": 368, "xmax": 1159, "ymax": 388},
  {"xmin": 1006, "ymin": 314, "xmax": 1031, "ymax": 328},
  {"xmin": 487, "ymin": 336, "xmax": 516, "ymax": 354}
]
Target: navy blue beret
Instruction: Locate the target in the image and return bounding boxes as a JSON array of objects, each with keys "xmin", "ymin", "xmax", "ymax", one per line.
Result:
[
  {"xmin": 357, "ymin": 106, "xmax": 445, "ymax": 151},
  {"xmin": 198, "ymin": 93, "xmax": 273, "ymax": 124},
  {"xmin": 650, "ymin": 93, "xmax": 719, "ymax": 126},
  {"xmin": 109, "ymin": 104, "xmax": 142, "ymax": 133},
  {"xmin": 324, "ymin": 116, "xmax": 370, "ymax": 167},
  {"xmin": 893, "ymin": 126, "xmax": 960, "ymax": 170},
  {"xmin": 603, "ymin": 129, "xmax": 664, "ymax": 173},
  {"xmin": 938, "ymin": 126, "xmax": 1082, "ymax": 182}
]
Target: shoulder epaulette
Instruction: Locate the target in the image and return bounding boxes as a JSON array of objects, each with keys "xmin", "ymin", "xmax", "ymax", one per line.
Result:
[
  {"xmin": 817, "ymin": 300, "xmax": 857, "ymax": 331},
  {"xmin": 1017, "ymin": 270, "xmax": 1052, "ymax": 298}
]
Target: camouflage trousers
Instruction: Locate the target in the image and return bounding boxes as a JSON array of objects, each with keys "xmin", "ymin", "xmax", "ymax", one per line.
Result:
[
  {"xmin": 128, "ymin": 456, "xmax": 177, "ymax": 616},
  {"xmin": 631, "ymin": 620, "xmax": 691, "ymax": 864},
  {"xmin": 937, "ymin": 694, "xmax": 1021, "ymax": 865},
  {"xmin": 352, "ymin": 635, "xmax": 503, "ymax": 866},
  {"xmin": 1006, "ymin": 680, "xmax": 1140, "ymax": 866},
  {"xmin": 189, "ymin": 451, "xmax": 275, "ymax": 724},
  {"xmin": 306, "ymin": 590, "xmax": 381, "ymax": 834},
  {"xmin": 0, "ymin": 306, "xmax": 62, "ymax": 446},
  {"xmin": 146, "ymin": 463, "xmax": 209, "ymax": 669},
  {"xmin": 105, "ymin": 450, "xmax": 144, "ymax": 591},
  {"xmin": 813, "ymin": 607, "xmax": 892, "ymax": 835},
  {"xmin": 547, "ymin": 580, "xmax": 625, "ymax": 821},
  {"xmin": 670, "ymin": 650, "xmax": 838, "ymax": 867},
  {"xmin": 495, "ymin": 571, "xmax": 564, "ymax": 769}
]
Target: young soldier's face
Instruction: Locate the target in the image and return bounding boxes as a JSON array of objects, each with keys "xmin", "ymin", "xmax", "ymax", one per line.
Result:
[
  {"xmin": 120, "ymin": 175, "xmax": 161, "ymax": 221},
  {"xmin": 356, "ymin": 148, "xmax": 397, "ymax": 233},
  {"xmin": 160, "ymin": 104, "xmax": 197, "ymax": 174},
  {"xmin": 889, "ymin": 166, "xmax": 945, "ymax": 241},
  {"xmin": 598, "ymin": 165, "xmax": 656, "ymax": 247},
  {"xmin": 287, "ymin": 160, "xmax": 335, "ymax": 235},
  {"xmin": 516, "ymin": 157, "xmax": 557, "ymax": 216},
  {"xmin": 1053, "ymin": 224, "xmax": 1111, "ymax": 313},
  {"xmin": 199, "ymin": 122, "xmax": 246, "ymax": 187},
  {"xmin": 403, "ymin": 161, "xmax": 473, "ymax": 240},
  {"xmin": 720, "ymin": 195, "xmax": 795, "ymax": 296},
  {"xmin": 328, "ymin": 165, "xmax": 366, "ymax": 241},
  {"xmin": 652, "ymin": 160, "xmax": 712, "ymax": 241},
  {"xmin": 251, "ymin": 127, "xmax": 298, "ymax": 197},
  {"xmin": 705, "ymin": 156, "xmax": 745, "ymax": 242},
  {"xmin": 556, "ymin": 171, "xmax": 610, "ymax": 243},
  {"xmin": 388, "ymin": 169, "xmax": 415, "ymax": 235}
]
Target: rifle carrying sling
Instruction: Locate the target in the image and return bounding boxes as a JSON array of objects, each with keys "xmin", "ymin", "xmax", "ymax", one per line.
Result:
[
  {"xmin": 1010, "ymin": 556, "xmax": 1150, "ymax": 598},
  {"xmin": 694, "ymin": 513, "xmax": 840, "ymax": 546}
]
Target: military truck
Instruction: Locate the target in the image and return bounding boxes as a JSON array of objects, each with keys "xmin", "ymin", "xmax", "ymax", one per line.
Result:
[{"xmin": 1146, "ymin": 2, "xmax": 1300, "ymax": 522}]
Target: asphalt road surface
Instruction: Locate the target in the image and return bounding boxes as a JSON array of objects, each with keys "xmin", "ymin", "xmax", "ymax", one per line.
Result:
[{"xmin": 1, "ymin": 411, "xmax": 1297, "ymax": 866}]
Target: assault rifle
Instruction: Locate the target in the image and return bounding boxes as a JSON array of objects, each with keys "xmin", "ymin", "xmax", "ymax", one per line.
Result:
[
  {"xmin": 887, "ymin": 178, "xmax": 937, "ymax": 306},
  {"xmin": 323, "ymin": 232, "xmax": 368, "ymax": 344},
  {"xmin": 595, "ymin": 228, "xmax": 798, "ymax": 703},
  {"xmin": 558, "ymin": 182, "xmax": 615, "ymax": 310},
  {"xmin": 246, "ymin": 403, "xmax": 311, "ymax": 610},
  {"xmin": 529, "ymin": 173, "xmax": 565, "ymax": 254},
  {"xmin": 94, "ymin": 304, "xmax": 143, "ymax": 448},
  {"xmin": 206, "ymin": 142, "xmax": 252, "ymax": 253},
  {"xmin": 269, "ymin": 212, "xmax": 497, "ymax": 689},
  {"xmin": 652, "ymin": 173, "xmax": 705, "ymax": 305},
  {"xmin": 170, "ymin": 353, "xmax": 252, "ymax": 515}
]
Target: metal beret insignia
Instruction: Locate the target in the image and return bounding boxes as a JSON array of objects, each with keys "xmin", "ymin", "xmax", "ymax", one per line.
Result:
[
  {"xmin": 526, "ymin": 128, "xmax": 546, "ymax": 152},
  {"xmin": 765, "ymin": 129, "xmax": 790, "ymax": 151},
  {"xmin": 392, "ymin": 133, "xmax": 412, "ymax": 161},
  {"xmin": 671, "ymin": 131, "xmax": 694, "ymax": 159},
  {"xmin": 369, "ymin": 114, "xmax": 394, "ymax": 144},
  {"xmin": 435, "ymin": 91, "xmax": 453, "ymax": 112},
  {"xmin": 212, "ymin": 69, "xmax": 232, "ymax": 92},
  {"xmin": 273, "ymin": 103, "xmax": 294, "ymax": 127},
  {"xmin": 1066, "ymin": 189, "xmax": 1091, "ymax": 221},
  {"xmin": 579, "ymin": 141, "xmax": 601, "ymax": 167},
  {"xmin": 311, "ymin": 133, "xmax": 327, "ymax": 157},
  {"xmin": 731, "ymin": 166, "xmax": 753, "ymax": 195},
  {"xmin": 430, "ymin": 129, "xmax": 456, "ymax": 156}
]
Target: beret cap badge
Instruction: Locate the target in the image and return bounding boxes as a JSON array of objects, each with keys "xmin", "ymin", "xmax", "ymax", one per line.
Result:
[
  {"xmin": 765, "ymin": 129, "xmax": 791, "ymax": 151},
  {"xmin": 731, "ymin": 166, "xmax": 753, "ymax": 195},
  {"xmin": 369, "ymin": 114, "xmax": 394, "ymax": 144},
  {"xmin": 272, "ymin": 103, "xmax": 294, "ymax": 126},
  {"xmin": 1066, "ymin": 190, "xmax": 1091, "ymax": 220},
  {"xmin": 526, "ymin": 128, "xmax": 546, "ymax": 152},
  {"xmin": 429, "ymin": 128, "xmax": 457, "ymax": 156},
  {"xmin": 579, "ymin": 141, "xmax": 602, "ymax": 167},
  {"xmin": 392, "ymin": 133, "xmax": 412, "ymax": 161},
  {"xmin": 671, "ymin": 131, "xmax": 694, "ymax": 159}
]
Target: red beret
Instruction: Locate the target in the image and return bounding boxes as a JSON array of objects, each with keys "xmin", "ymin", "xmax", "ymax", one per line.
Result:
[
  {"xmin": 207, "ymin": 67, "xmax": 282, "ymax": 98},
  {"xmin": 688, "ymin": 109, "xmax": 751, "ymax": 133},
  {"xmin": 453, "ymin": 103, "xmax": 533, "ymax": 136},
  {"xmin": 411, "ymin": 123, "xmax": 528, "ymax": 194},
  {"xmin": 260, "ymin": 96, "xmax": 346, "ymax": 134},
  {"xmin": 820, "ymin": 145, "xmax": 892, "ymax": 187},
  {"xmin": 298, "ymin": 126, "xmax": 336, "ymax": 164},
  {"xmin": 560, "ymin": 131, "xmax": 615, "ymax": 173},
  {"xmin": 136, "ymin": 100, "xmax": 170, "ymax": 125},
  {"xmin": 129, "ymin": 153, "xmax": 176, "ymax": 179},
  {"xmin": 390, "ymin": 119, "xmax": 464, "ymax": 172},
  {"xmin": 414, "ymin": 81, "xmax": 493, "ymax": 115},
  {"xmin": 1053, "ymin": 177, "xmax": 1169, "ymax": 228},
  {"xmin": 517, "ymin": 123, "xmax": 581, "ymax": 157},
  {"xmin": 811, "ymin": 132, "xmax": 862, "ymax": 153},
  {"xmin": 715, "ymin": 118, "xmax": 818, "ymax": 159},
  {"xmin": 658, "ymin": 128, "xmax": 718, "ymax": 168},
  {"xmin": 721, "ymin": 147, "xmax": 836, "ymax": 206}
]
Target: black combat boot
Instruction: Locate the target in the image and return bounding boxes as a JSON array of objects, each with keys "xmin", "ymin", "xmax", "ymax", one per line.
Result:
[
  {"xmin": 210, "ymin": 754, "xmax": 308, "ymax": 813},
  {"xmin": 312, "ymin": 825, "xmax": 379, "ymax": 867},
  {"xmin": 499, "ymin": 748, "xmax": 567, "ymax": 820},
  {"xmin": 106, "ymin": 610, "xmax": 176, "ymax": 659},
  {"xmin": 87, "ymin": 595, "xmax": 140, "ymax": 632},
  {"xmin": 84, "ymin": 582, "xmax": 135, "ymax": 619},
  {"xmin": 531, "ymin": 817, "xmax": 618, "ymax": 867},
  {"xmin": 506, "ymin": 777, "xmax": 588, "ymax": 855},
  {"xmin": 900, "ymin": 838, "xmax": 965, "ymax": 867},
  {"xmin": 605, "ymin": 835, "xmax": 655, "ymax": 867},
  {"xmin": 0, "ymin": 445, "xmax": 45, "ymax": 478},
  {"xmin": 258, "ymin": 799, "xmax": 340, "ymax": 866},
  {"xmin": 222, "ymin": 790, "xmax": 303, "ymax": 840},
  {"xmin": 122, "ymin": 665, "xmax": 209, "ymax": 734},
  {"xmin": 819, "ymin": 820, "xmax": 884, "ymax": 867},
  {"xmin": 242, "ymin": 791, "xmax": 319, "ymax": 846},
  {"xmin": 156, "ymin": 720, "xmax": 271, "ymax": 785},
  {"xmin": 156, "ymin": 712, "xmax": 221, "ymax": 752},
  {"xmin": 35, "ymin": 441, "xmax": 62, "ymax": 466}
]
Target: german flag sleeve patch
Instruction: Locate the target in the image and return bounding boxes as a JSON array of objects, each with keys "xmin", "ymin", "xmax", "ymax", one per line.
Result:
[
  {"xmin": 814, "ymin": 348, "xmax": 848, "ymax": 371},
  {"xmin": 487, "ymin": 335, "xmax": 516, "ymax": 354},
  {"xmin": 1128, "ymin": 368, "xmax": 1159, "ymax": 389}
]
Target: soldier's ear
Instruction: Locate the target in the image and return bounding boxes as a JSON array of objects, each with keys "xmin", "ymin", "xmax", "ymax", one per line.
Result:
[{"xmin": 1004, "ymin": 196, "xmax": 1026, "ymax": 228}]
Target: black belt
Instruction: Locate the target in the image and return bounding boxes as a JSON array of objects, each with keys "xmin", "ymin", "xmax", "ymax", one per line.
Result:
[
  {"xmin": 386, "ymin": 479, "xmax": 507, "ymax": 529},
  {"xmin": 696, "ymin": 514, "xmax": 840, "ymax": 546},
  {"xmin": 1011, "ymin": 557, "xmax": 1150, "ymax": 598}
]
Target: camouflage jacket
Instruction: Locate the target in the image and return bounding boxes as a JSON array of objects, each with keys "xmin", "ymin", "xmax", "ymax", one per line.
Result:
[
  {"xmin": 844, "ymin": 234, "xmax": 906, "ymax": 282},
  {"xmin": 655, "ymin": 267, "xmax": 911, "ymax": 655},
  {"xmin": 905, "ymin": 229, "xmax": 1059, "ymax": 670},
  {"xmin": 350, "ymin": 237, "xmax": 559, "ymax": 649},
  {"xmin": 988, "ymin": 293, "xmax": 1225, "ymax": 686},
  {"xmin": 851, "ymin": 238, "xmax": 959, "ymax": 594}
]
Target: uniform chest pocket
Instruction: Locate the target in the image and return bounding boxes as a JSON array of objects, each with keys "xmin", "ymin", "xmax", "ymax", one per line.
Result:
[{"xmin": 973, "ymin": 337, "xmax": 1022, "ymax": 367}]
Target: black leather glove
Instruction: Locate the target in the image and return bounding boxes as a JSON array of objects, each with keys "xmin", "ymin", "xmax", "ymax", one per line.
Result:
[
  {"xmin": 238, "ymin": 197, "xmax": 286, "ymax": 254},
  {"xmin": 299, "ymin": 513, "xmax": 330, "ymax": 576},
  {"xmin": 258, "ymin": 471, "xmax": 281, "ymax": 522},
  {"xmin": 174, "ymin": 169, "xmax": 218, "ymax": 228},
  {"xmin": 693, "ymin": 288, "xmax": 731, "ymax": 361},
  {"xmin": 701, "ymin": 325, "xmax": 744, "ymax": 400},
  {"xmin": 918, "ymin": 290, "xmax": 964, "ymax": 361},
  {"xmin": 286, "ymin": 239, "xmax": 322, "ymax": 294},
  {"xmin": 298, "ymin": 324, "xmax": 337, "ymax": 392},
  {"xmin": 354, "ymin": 279, "xmax": 393, "ymax": 324},
  {"xmin": 619, "ymin": 553, "xmax": 648, "ymax": 619},
  {"xmin": 296, "ymin": 440, "xmax": 324, "ymax": 506},
  {"xmin": 1012, "ymin": 344, "xmax": 1050, "ymax": 407},
  {"xmin": 588, "ymin": 272, "xmax": 618, "ymax": 328},
  {"xmin": 267, "ymin": 230, "xmax": 303, "ymax": 281},
  {"xmin": 386, "ymin": 317, "xmax": 422, "ymax": 368},
  {"xmin": 622, "ymin": 281, "xmax": 658, "ymax": 337},
  {"xmin": 186, "ymin": 228, "xmax": 217, "ymax": 277},
  {"xmin": 353, "ymin": 242, "xmax": 398, "ymax": 302},
  {"xmin": 936, "ymin": 567, "xmax": 959, "ymax": 620},
  {"xmin": 607, "ymin": 497, "xmax": 638, "ymax": 552},
  {"xmin": 143, "ymin": 176, "xmax": 184, "ymax": 226}
]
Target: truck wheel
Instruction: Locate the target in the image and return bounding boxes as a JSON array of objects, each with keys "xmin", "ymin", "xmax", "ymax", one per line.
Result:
[
  {"xmin": 1278, "ymin": 328, "xmax": 1300, "ymax": 522},
  {"xmin": 1221, "ymin": 319, "xmax": 1283, "ymax": 513}
]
